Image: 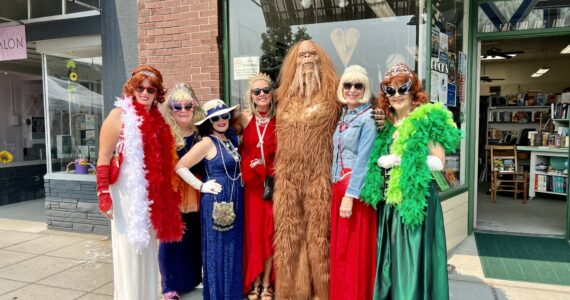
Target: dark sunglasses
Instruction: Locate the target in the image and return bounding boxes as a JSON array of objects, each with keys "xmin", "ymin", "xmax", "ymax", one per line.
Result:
[
  {"xmin": 343, "ymin": 82, "xmax": 364, "ymax": 90},
  {"xmin": 171, "ymin": 103, "xmax": 194, "ymax": 112},
  {"xmin": 209, "ymin": 113, "xmax": 231, "ymax": 123},
  {"xmin": 252, "ymin": 87, "xmax": 272, "ymax": 96},
  {"xmin": 381, "ymin": 79, "xmax": 412, "ymax": 97},
  {"xmin": 135, "ymin": 86, "xmax": 157, "ymax": 94}
]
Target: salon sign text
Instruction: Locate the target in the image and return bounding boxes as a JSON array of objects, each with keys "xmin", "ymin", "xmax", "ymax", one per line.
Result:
[{"xmin": 0, "ymin": 25, "xmax": 27, "ymax": 62}]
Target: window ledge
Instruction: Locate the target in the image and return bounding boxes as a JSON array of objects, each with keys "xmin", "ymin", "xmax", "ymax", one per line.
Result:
[
  {"xmin": 44, "ymin": 172, "xmax": 95, "ymax": 182},
  {"xmin": 439, "ymin": 185, "xmax": 468, "ymax": 201}
]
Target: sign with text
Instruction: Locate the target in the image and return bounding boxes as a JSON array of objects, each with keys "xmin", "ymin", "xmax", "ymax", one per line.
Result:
[
  {"xmin": 0, "ymin": 25, "xmax": 27, "ymax": 61},
  {"xmin": 233, "ymin": 56, "xmax": 259, "ymax": 80}
]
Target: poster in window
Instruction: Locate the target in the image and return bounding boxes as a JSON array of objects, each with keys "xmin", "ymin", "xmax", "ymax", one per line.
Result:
[
  {"xmin": 31, "ymin": 117, "xmax": 45, "ymax": 140},
  {"xmin": 431, "ymin": 27, "xmax": 440, "ymax": 58}
]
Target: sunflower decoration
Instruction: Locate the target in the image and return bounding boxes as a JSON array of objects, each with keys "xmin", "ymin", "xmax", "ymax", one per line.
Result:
[{"xmin": 0, "ymin": 150, "xmax": 14, "ymax": 164}]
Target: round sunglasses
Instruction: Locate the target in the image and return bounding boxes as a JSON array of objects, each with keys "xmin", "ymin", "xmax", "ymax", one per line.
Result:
[
  {"xmin": 343, "ymin": 82, "xmax": 364, "ymax": 90},
  {"xmin": 209, "ymin": 113, "xmax": 231, "ymax": 123},
  {"xmin": 252, "ymin": 87, "xmax": 272, "ymax": 96},
  {"xmin": 381, "ymin": 79, "xmax": 412, "ymax": 97},
  {"xmin": 135, "ymin": 86, "xmax": 157, "ymax": 94}
]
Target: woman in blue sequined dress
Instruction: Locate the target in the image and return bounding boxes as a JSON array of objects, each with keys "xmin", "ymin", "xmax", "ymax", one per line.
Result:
[{"xmin": 175, "ymin": 99, "xmax": 243, "ymax": 300}]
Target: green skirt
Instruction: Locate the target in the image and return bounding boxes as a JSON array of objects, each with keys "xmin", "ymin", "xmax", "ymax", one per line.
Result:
[{"xmin": 374, "ymin": 182, "xmax": 449, "ymax": 300}]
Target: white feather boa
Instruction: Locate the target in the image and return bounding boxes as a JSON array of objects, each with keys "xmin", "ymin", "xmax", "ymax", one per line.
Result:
[{"xmin": 115, "ymin": 97, "xmax": 152, "ymax": 253}]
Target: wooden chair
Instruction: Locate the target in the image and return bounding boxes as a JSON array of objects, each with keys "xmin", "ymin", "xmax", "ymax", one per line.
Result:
[{"xmin": 490, "ymin": 145, "xmax": 528, "ymax": 204}]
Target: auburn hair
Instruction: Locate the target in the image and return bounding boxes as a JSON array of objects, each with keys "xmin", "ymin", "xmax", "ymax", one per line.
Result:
[
  {"xmin": 378, "ymin": 74, "xmax": 428, "ymax": 123},
  {"xmin": 123, "ymin": 65, "xmax": 166, "ymax": 104}
]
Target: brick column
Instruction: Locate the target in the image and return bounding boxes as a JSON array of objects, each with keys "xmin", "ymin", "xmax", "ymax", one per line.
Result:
[{"xmin": 138, "ymin": 0, "xmax": 221, "ymax": 101}]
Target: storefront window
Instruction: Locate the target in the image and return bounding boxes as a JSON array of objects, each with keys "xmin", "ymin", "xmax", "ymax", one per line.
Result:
[
  {"xmin": 429, "ymin": 0, "xmax": 466, "ymax": 189},
  {"xmin": 229, "ymin": 0, "xmax": 427, "ymax": 107},
  {"xmin": 66, "ymin": 0, "xmax": 101, "ymax": 14},
  {"xmin": 30, "ymin": 0, "xmax": 62, "ymax": 19},
  {"xmin": 44, "ymin": 55, "xmax": 102, "ymax": 174},
  {"xmin": 0, "ymin": 0, "xmax": 28, "ymax": 22},
  {"xmin": 478, "ymin": 0, "xmax": 570, "ymax": 33}
]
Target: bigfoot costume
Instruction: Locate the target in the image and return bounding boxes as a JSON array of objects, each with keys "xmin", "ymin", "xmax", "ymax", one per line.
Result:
[{"xmin": 273, "ymin": 40, "xmax": 341, "ymax": 299}]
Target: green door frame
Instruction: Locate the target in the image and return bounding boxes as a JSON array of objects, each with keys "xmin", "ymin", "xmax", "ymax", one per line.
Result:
[{"xmin": 466, "ymin": 0, "xmax": 570, "ymax": 242}]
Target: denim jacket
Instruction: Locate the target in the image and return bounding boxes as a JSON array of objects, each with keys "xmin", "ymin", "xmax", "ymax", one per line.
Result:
[{"xmin": 331, "ymin": 103, "xmax": 377, "ymax": 199}]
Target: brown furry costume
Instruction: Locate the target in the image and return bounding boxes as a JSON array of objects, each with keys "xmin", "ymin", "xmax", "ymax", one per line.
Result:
[{"xmin": 273, "ymin": 40, "xmax": 341, "ymax": 300}]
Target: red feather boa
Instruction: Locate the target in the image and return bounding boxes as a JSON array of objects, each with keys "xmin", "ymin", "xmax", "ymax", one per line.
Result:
[{"xmin": 133, "ymin": 101, "xmax": 184, "ymax": 242}]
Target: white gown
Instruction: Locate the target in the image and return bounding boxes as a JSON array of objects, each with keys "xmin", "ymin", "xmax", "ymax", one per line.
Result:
[{"xmin": 110, "ymin": 161, "xmax": 158, "ymax": 300}]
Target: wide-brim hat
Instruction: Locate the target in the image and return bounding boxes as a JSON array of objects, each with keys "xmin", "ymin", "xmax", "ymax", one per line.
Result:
[{"xmin": 195, "ymin": 99, "xmax": 239, "ymax": 125}]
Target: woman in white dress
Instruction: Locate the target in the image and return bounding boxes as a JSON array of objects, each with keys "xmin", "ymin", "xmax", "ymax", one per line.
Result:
[{"xmin": 96, "ymin": 65, "xmax": 185, "ymax": 299}]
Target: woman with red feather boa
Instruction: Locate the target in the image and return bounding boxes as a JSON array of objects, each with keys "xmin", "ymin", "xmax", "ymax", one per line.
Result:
[{"xmin": 96, "ymin": 65, "xmax": 184, "ymax": 299}]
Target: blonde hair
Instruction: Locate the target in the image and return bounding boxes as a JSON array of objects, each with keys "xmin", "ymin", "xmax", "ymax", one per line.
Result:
[
  {"xmin": 160, "ymin": 83, "xmax": 203, "ymax": 150},
  {"xmin": 336, "ymin": 65, "xmax": 372, "ymax": 104},
  {"xmin": 245, "ymin": 72, "xmax": 275, "ymax": 119}
]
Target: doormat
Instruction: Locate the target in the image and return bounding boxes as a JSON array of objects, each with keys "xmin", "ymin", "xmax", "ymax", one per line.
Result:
[{"xmin": 474, "ymin": 232, "xmax": 570, "ymax": 286}]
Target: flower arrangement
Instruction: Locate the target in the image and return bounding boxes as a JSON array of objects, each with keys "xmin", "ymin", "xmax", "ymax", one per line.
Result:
[{"xmin": 0, "ymin": 150, "xmax": 14, "ymax": 164}]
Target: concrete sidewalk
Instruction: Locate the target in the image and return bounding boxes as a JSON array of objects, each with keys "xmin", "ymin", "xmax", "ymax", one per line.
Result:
[{"xmin": 0, "ymin": 208, "xmax": 569, "ymax": 299}]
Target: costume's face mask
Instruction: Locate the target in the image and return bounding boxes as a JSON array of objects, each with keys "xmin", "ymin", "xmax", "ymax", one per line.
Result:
[{"xmin": 297, "ymin": 41, "xmax": 320, "ymax": 75}]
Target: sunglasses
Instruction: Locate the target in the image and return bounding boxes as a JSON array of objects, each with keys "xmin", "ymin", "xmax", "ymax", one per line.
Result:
[
  {"xmin": 252, "ymin": 87, "xmax": 272, "ymax": 96},
  {"xmin": 209, "ymin": 113, "xmax": 231, "ymax": 123},
  {"xmin": 171, "ymin": 103, "xmax": 194, "ymax": 112},
  {"xmin": 343, "ymin": 82, "xmax": 364, "ymax": 90},
  {"xmin": 135, "ymin": 86, "xmax": 157, "ymax": 94},
  {"xmin": 381, "ymin": 79, "xmax": 412, "ymax": 97}
]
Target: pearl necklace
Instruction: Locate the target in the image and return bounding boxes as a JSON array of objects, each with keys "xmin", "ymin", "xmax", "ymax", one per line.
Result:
[{"xmin": 211, "ymin": 135, "xmax": 240, "ymax": 163}]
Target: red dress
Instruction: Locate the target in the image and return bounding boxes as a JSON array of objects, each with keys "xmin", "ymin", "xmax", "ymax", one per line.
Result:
[{"xmin": 240, "ymin": 115, "xmax": 276, "ymax": 292}]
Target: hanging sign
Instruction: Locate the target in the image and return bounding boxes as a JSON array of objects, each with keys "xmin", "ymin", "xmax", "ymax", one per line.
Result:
[{"xmin": 0, "ymin": 25, "xmax": 27, "ymax": 61}]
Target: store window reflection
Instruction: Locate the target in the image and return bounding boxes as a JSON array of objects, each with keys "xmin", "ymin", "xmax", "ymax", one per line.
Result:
[
  {"xmin": 429, "ymin": 0, "xmax": 466, "ymax": 188},
  {"xmin": 229, "ymin": 0, "xmax": 427, "ymax": 107},
  {"xmin": 45, "ymin": 55, "xmax": 102, "ymax": 174},
  {"xmin": 478, "ymin": 0, "xmax": 570, "ymax": 33}
]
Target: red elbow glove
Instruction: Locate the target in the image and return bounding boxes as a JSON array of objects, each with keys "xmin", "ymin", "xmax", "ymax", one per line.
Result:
[{"xmin": 96, "ymin": 165, "xmax": 112, "ymax": 212}]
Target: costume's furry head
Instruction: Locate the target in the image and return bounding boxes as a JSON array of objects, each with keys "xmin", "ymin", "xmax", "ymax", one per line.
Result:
[
  {"xmin": 336, "ymin": 65, "xmax": 372, "ymax": 105},
  {"xmin": 378, "ymin": 64, "xmax": 427, "ymax": 123},
  {"xmin": 123, "ymin": 65, "xmax": 166, "ymax": 104},
  {"xmin": 245, "ymin": 72, "xmax": 276, "ymax": 119},
  {"xmin": 276, "ymin": 40, "xmax": 339, "ymax": 104},
  {"xmin": 159, "ymin": 83, "xmax": 204, "ymax": 150}
]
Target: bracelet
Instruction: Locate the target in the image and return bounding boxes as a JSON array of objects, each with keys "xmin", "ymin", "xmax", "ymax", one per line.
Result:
[{"xmin": 97, "ymin": 190, "xmax": 110, "ymax": 197}]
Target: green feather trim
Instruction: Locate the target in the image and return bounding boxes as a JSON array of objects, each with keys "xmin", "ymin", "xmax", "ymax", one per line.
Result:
[
  {"xmin": 360, "ymin": 122, "xmax": 396, "ymax": 207},
  {"xmin": 362, "ymin": 103, "xmax": 462, "ymax": 228}
]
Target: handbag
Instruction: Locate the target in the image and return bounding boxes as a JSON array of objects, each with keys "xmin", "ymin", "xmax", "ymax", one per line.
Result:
[
  {"xmin": 212, "ymin": 201, "xmax": 236, "ymax": 231},
  {"xmin": 109, "ymin": 139, "xmax": 124, "ymax": 184},
  {"xmin": 262, "ymin": 175, "xmax": 274, "ymax": 201}
]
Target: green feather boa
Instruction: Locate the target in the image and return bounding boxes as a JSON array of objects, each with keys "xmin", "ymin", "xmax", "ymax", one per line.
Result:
[{"xmin": 361, "ymin": 103, "xmax": 462, "ymax": 227}]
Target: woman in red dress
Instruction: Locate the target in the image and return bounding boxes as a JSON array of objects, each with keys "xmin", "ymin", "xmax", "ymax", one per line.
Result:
[{"xmin": 234, "ymin": 73, "xmax": 276, "ymax": 300}]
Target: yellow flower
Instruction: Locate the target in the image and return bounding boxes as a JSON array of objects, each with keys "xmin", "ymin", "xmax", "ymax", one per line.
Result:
[{"xmin": 0, "ymin": 151, "xmax": 14, "ymax": 164}]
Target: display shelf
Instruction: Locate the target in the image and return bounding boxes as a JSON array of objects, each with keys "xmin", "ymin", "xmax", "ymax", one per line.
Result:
[
  {"xmin": 535, "ymin": 171, "xmax": 567, "ymax": 177},
  {"xmin": 533, "ymin": 190, "xmax": 566, "ymax": 196}
]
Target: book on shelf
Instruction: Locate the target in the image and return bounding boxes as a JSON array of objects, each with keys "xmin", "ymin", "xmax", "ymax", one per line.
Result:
[
  {"xmin": 552, "ymin": 103, "xmax": 569, "ymax": 119},
  {"xmin": 534, "ymin": 174, "xmax": 567, "ymax": 193}
]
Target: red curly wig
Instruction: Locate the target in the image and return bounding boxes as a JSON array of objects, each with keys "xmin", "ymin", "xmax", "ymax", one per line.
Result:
[
  {"xmin": 379, "ymin": 73, "xmax": 428, "ymax": 123},
  {"xmin": 123, "ymin": 65, "xmax": 166, "ymax": 104}
]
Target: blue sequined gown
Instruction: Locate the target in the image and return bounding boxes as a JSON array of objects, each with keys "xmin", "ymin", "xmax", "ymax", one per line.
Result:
[{"xmin": 201, "ymin": 135, "xmax": 244, "ymax": 300}]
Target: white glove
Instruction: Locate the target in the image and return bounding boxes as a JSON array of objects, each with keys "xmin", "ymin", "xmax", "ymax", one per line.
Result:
[
  {"xmin": 201, "ymin": 180, "xmax": 222, "ymax": 195},
  {"xmin": 176, "ymin": 167, "xmax": 222, "ymax": 195},
  {"xmin": 377, "ymin": 154, "xmax": 401, "ymax": 169},
  {"xmin": 426, "ymin": 155, "xmax": 444, "ymax": 171}
]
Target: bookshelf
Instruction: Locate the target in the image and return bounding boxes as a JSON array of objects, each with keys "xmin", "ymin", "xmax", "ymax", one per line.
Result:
[
  {"xmin": 487, "ymin": 106, "xmax": 550, "ymax": 145},
  {"xmin": 518, "ymin": 146, "xmax": 568, "ymax": 198}
]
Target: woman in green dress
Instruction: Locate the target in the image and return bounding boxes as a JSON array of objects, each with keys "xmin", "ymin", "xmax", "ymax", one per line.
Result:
[{"xmin": 361, "ymin": 63, "xmax": 461, "ymax": 300}]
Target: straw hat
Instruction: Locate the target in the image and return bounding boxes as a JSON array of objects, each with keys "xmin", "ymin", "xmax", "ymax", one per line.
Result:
[{"xmin": 194, "ymin": 99, "xmax": 239, "ymax": 125}]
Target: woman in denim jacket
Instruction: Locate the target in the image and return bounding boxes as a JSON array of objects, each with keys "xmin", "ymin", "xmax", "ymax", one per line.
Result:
[{"xmin": 329, "ymin": 65, "xmax": 378, "ymax": 300}]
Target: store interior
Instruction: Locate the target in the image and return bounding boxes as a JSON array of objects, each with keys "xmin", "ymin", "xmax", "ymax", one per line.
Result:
[
  {"xmin": 476, "ymin": 35, "xmax": 570, "ymax": 237},
  {"xmin": 0, "ymin": 44, "xmax": 44, "ymax": 163}
]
